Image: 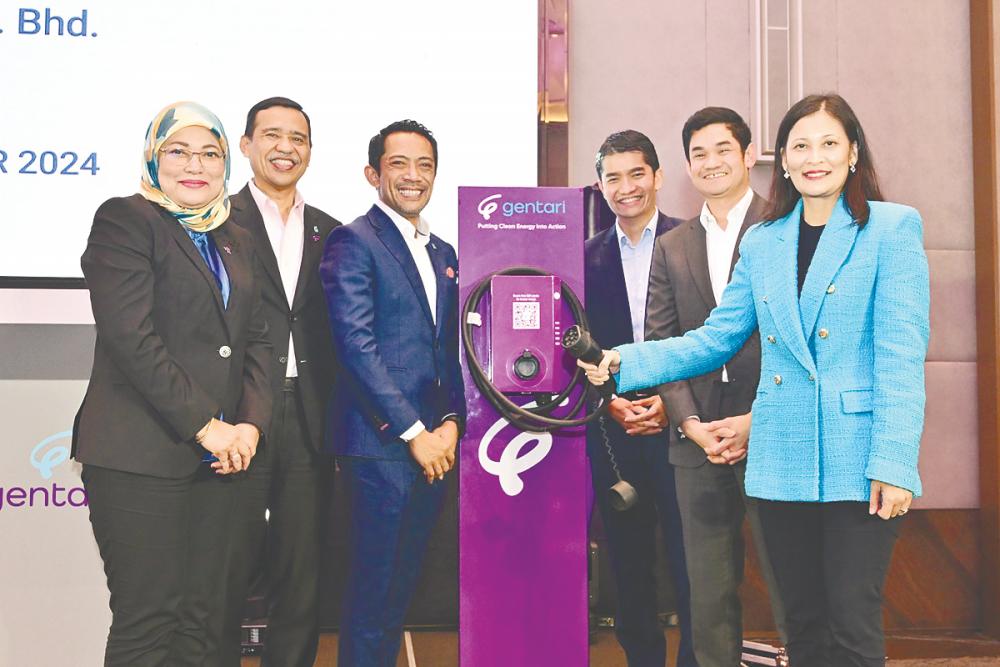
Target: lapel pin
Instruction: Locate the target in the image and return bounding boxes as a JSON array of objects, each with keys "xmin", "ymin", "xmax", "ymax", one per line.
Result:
[
  {"xmin": 312, "ymin": 235, "xmax": 321, "ymax": 242},
  {"xmin": 446, "ymin": 267, "xmax": 456, "ymax": 279},
  {"xmin": 313, "ymin": 225, "xmax": 319, "ymax": 233},
  {"xmin": 223, "ymin": 245, "xmax": 232, "ymax": 255}
]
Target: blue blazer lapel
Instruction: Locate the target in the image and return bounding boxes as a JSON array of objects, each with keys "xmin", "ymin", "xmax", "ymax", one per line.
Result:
[
  {"xmin": 765, "ymin": 201, "xmax": 814, "ymax": 372},
  {"xmin": 427, "ymin": 236, "xmax": 450, "ymax": 335},
  {"xmin": 369, "ymin": 205, "xmax": 435, "ymax": 328},
  {"xmin": 600, "ymin": 227, "xmax": 634, "ymax": 342},
  {"xmin": 799, "ymin": 200, "xmax": 859, "ymax": 340}
]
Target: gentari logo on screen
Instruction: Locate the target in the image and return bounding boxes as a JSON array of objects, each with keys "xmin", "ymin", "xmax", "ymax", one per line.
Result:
[{"xmin": 0, "ymin": 430, "xmax": 88, "ymax": 511}]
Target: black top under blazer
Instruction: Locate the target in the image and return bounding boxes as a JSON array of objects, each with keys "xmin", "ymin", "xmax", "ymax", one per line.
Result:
[{"xmin": 73, "ymin": 194, "xmax": 273, "ymax": 478}]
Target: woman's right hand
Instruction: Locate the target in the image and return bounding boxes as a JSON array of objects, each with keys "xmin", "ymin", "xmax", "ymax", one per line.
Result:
[
  {"xmin": 577, "ymin": 349, "xmax": 621, "ymax": 386},
  {"xmin": 198, "ymin": 419, "xmax": 250, "ymax": 474}
]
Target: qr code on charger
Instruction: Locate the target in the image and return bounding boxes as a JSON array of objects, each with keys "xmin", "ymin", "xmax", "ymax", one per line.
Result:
[{"xmin": 513, "ymin": 302, "xmax": 540, "ymax": 330}]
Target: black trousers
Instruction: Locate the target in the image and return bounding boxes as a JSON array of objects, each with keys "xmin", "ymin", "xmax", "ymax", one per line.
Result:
[
  {"xmin": 756, "ymin": 500, "xmax": 903, "ymax": 667},
  {"xmin": 83, "ymin": 463, "xmax": 238, "ymax": 667},
  {"xmin": 588, "ymin": 421, "xmax": 696, "ymax": 667},
  {"xmin": 224, "ymin": 379, "xmax": 329, "ymax": 667}
]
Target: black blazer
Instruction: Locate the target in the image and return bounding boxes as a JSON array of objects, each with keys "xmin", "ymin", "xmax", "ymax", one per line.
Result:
[
  {"xmin": 73, "ymin": 194, "xmax": 273, "ymax": 478},
  {"xmin": 583, "ymin": 211, "xmax": 683, "ymax": 459},
  {"xmin": 644, "ymin": 193, "xmax": 767, "ymax": 467},
  {"xmin": 228, "ymin": 185, "xmax": 340, "ymax": 453}
]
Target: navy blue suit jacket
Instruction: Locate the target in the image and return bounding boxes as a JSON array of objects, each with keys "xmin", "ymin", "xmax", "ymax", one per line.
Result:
[
  {"xmin": 584, "ymin": 211, "xmax": 683, "ymax": 459},
  {"xmin": 319, "ymin": 204, "xmax": 465, "ymax": 462}
]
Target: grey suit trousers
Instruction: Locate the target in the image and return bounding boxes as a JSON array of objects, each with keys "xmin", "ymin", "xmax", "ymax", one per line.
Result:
[{"xmin": 674, "ymin": 458, "xmax": 785, "ymax": 667}]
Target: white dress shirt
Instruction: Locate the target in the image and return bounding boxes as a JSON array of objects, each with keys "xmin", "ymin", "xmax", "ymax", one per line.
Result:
[
  {"xmin": 373, "ymin": 200, "xmax": 438, "ymax": 441},
  {"xmin": 615, "ymin": 210, "xmax": 659, "ymax": 344},
  {"xmin": 249, "ymin": 179, "xmax": 305, "ymax": 378},
  {"xmin": 698, "ymin": 187, "xmax": 754, "ymax": 382}
]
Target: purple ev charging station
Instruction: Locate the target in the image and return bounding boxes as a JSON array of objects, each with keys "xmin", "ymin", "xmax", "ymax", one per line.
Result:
[{"xmin": 457, "ymin": 186, "xmax": 588, "ymax": 666}]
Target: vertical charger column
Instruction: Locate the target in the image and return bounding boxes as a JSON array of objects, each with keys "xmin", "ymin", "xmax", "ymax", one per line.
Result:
[{"xmin": 457, "ymin": 187, "xmax": 588, "ymax": 666}]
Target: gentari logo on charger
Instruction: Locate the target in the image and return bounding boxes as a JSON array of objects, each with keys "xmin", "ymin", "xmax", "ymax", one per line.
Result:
[{"xmin": 477, "ymin": 193, "xmax": 568, "ymax": 221}]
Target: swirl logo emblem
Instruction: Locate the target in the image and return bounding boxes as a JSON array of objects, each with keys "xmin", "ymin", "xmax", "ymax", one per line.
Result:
[
  {"xmin": 478, "ymin": 398, "xmax": 565, "ymax": 496},
  {"xmin": 477, "ymin": 194, "xmax": 502, "ymax": 221},
  {"xmin": 30, "ymin": 430, "xmax": 72, "ymax": 480}
]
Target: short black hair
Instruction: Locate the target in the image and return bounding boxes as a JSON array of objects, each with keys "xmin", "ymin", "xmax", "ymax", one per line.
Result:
[
  {"xmin": 368, "ymin": 119, "xmax": 438, "ymax": 174},
  {"xmin": 244, "ymin": 97, "xmax": 312, "ymax": 145},
  {"xmin": 595, "ymin": 130, "xmax": 659, "ymax": 179},
  {"xmin": 681, "ymin": 107, "xmax": 752, "ymax": 161}
]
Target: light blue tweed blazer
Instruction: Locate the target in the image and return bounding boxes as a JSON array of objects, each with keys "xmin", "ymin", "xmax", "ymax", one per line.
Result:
[{"xmin": 616, "ymin": 198, "xmax": 930, "ymax": 502}]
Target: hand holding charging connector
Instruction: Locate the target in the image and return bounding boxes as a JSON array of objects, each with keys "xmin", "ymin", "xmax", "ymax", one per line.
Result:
[
  {"xmin": 562, "ymin": 325, "xmax": 617, "ymax": 398},
  {"xmin": 569, "ymin": 334, "xmax": 622, "ymax": 390}
]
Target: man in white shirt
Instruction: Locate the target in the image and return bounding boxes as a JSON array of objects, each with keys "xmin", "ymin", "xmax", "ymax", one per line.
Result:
[
  {"xmin": 224, "ymin": 97, "xmax": 341, "ymax": 667},
  {"xmin": 319, "ymin": 120, "xmax": 464, "ymax": 667},
  {"xmin": 644, "ymin": 107, "xmax": 786, "ymax": 667},
  {"xmin": 584, "ymin": 130, "xmax": 696, "ymax": 667}
]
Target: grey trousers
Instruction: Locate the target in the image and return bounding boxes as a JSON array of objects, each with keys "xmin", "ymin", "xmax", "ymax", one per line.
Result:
[{"xmin": 674, "ymin": 459, "xmax": 787, "ymax": 667}]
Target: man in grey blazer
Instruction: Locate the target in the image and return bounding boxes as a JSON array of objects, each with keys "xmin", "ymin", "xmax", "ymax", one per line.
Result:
[{"xmin": 644, "ymin": 107, "xmax": 786, "ymax": 667}]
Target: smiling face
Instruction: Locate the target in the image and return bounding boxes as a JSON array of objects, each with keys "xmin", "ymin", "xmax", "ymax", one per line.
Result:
[
  {"xmin": 598, "ymin": 150, "xmax": 663, "ymax": 225},
  {"xmin": 364, "ymin": 131, "xmax": 436, "ymax": 223},
  {"xmin": 239, "ymin": 105, "xmax": 311, "ymax": 194},
  {"xmin": 781, "ymin": 109, "xmax": 858, "ymax": 202},
  {"xmin": 157, "ymin": 125, "xmax": 225, "ymax": 208},
  {"xmin": 686, "ymin": 122, "xmax": 754, "ymax": 202}
]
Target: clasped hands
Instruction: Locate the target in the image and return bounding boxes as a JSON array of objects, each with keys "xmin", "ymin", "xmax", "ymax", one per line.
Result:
[
  {"xmin": 682, "ymin": 414, "xmax": 749, "ymax": 465},
  {"xmin": 607, "ymin": 395, "xmax": 667, "ymax": 436},
  {"xmin": 580, "ymin": 350, "xmax": 748, "ymax": 464},
  {"xmin": 196, "ymin": 418, "xmax": 260, "ymax": 475},
  {"xmin": 409, "ymin": 420, "xmax": 459, "ymax": 484}
]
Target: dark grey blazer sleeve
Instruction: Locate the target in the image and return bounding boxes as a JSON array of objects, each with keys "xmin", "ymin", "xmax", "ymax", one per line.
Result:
[{"xmin": 644, "ymin": 233, "xmax": 700, "ymax": 424}]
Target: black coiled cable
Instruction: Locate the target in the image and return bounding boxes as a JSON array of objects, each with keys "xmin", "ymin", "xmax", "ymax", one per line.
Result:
[{"xmin": 461, "ymin": 266, "xmax": 606, "ymax": 432}]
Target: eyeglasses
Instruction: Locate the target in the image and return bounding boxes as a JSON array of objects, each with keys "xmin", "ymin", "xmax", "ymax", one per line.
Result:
[{"xmin": 159, "ymin": 147, "xmax": 226, "ymax": 167}]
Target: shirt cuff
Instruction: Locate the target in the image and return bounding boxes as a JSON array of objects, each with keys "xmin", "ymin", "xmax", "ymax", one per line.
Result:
[
  {"xmin": 399, "ymin": 420, "xmax": 426, "ymax": 443},
  {"xmin": 678, "ymin": 415, "xmax": 700, "ymax": 438}
]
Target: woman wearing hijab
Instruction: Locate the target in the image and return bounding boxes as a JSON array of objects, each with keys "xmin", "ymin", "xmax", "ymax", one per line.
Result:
[
  {"xmin": 580, "ymin": 93, "xmax": 929, "ymax": 667},
  {"xmin": 73, "ymin": 101, "xmax": 272, "ymax": 666}
]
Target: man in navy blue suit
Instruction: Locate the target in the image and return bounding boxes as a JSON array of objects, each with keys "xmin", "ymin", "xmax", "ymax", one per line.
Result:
[
  {"xmin": 319, "ymin": 119, "xmax": 465, "ymax": 667},
  {"xmin": 585, "ymin": 130, "xmax": 697, "ymax": 667}
]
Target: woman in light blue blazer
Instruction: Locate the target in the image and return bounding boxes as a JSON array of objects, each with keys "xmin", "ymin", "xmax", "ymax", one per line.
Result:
[{"xmin": 581, "ymin": 93, "xmax": 929, "ymax": 667}]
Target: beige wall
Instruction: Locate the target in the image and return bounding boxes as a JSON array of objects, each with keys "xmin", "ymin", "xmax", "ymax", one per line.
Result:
[{"xmin": 569, "ymin": 0, "xmax": 977, "ymax": 508}]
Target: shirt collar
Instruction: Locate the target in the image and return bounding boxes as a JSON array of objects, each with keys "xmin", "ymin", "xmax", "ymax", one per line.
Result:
[
  {"xmin": 248, "ymin": 179, "xmax": 305, "ymax": 214},
  {"xmin": 375, "ymin": 199, "xmax": 431, "ymax": 246},
  {"xmin": 699, "ymin": 187, "xmax": 754, "ymax": 233},
  {"xmin": 615, "ymin": 209, "xmax": 659, "ymax": 249}
]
